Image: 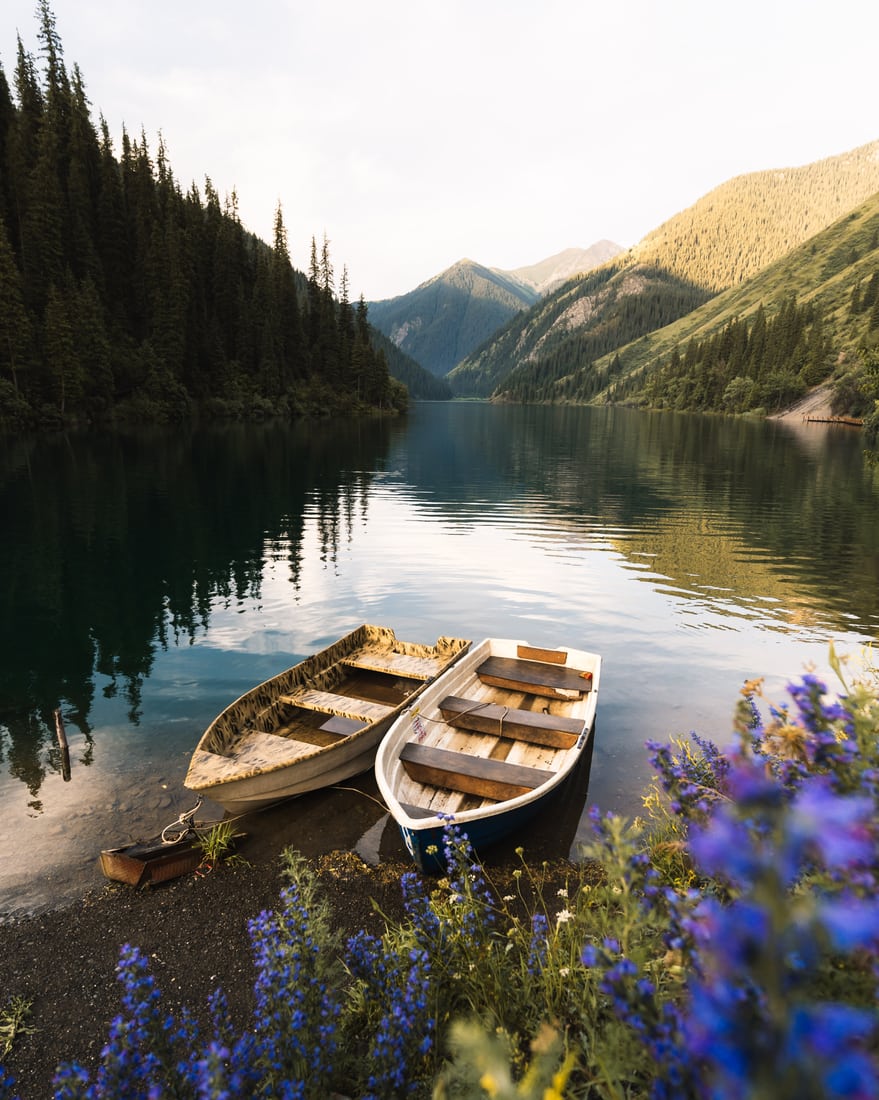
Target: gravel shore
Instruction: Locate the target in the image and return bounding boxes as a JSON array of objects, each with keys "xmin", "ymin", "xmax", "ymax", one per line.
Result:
[
  {"xmin": 0, "ymin": 848, "xmax": 410, "ymax": 1098},
  {"xmin": 0, "ymin": 843, "xmax": 578, "ymax": 1099}
]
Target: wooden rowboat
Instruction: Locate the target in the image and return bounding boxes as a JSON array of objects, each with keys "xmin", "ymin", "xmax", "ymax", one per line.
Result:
[
  {"xmin": 374, "ymin": 638, "xmax": 601, "ymax": 872},
  {"xmin": 184, "ymin": 625, "xmax": 471, "ymax": 814}
]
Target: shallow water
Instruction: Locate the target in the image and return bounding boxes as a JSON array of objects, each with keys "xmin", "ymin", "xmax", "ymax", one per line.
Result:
[{"xmin": 1, "ymin": 404, "xmax": 877, "ymax": 916}]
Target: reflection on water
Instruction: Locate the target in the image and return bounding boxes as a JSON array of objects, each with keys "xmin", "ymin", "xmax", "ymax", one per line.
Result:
[{"xmin": 1, "ymin": 405, "xmax": 877, "ymax": 914}]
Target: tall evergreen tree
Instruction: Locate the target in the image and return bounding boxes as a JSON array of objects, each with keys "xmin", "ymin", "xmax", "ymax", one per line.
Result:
[
  {"xmin": 0, "ymin": 218, "xmax": 32, "ymax": 391},
  {"xmin": 0, "ymin": 63, "xmax": 17, "ymax": 237}
]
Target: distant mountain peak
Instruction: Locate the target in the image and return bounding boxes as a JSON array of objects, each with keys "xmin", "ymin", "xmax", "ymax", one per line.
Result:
[
  {"xmin": 369, "ymin": 244, "xmax": 622, "ymax": 377},
  {"xmin": 505, "ymin": 242, "xmax": 623, "ymax": 295}
]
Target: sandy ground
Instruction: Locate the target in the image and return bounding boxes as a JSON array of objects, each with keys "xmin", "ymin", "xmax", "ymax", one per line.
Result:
[{"xmin": 769, "ymin": 384, "xmax": 837, "ymax": 421}]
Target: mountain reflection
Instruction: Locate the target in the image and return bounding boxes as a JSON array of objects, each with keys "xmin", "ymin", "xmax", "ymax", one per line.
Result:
[{"xmin": 384, "ymin": 404, "xmax": 879, "ymax": 632}]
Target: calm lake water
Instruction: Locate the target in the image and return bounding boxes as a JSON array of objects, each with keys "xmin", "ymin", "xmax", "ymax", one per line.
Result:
[{"xmin": 2, "ymin": 402, "xmax": 878, "ymax": 916}]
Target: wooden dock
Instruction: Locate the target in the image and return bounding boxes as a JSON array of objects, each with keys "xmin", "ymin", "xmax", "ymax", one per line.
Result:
[{"xmin": 804, "ymin": 414, "xmax": 863, "ymax": 426}]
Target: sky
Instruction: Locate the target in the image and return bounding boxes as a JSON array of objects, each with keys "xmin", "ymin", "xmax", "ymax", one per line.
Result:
[{"xmin": 3, "ymin": 0, "xmax": 879, "ymax": 302}]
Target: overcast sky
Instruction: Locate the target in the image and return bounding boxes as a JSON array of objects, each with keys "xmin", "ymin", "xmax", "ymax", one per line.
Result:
[{"xmin": 4, "ymin": 1, "xmax": 878, "ymax": 301}]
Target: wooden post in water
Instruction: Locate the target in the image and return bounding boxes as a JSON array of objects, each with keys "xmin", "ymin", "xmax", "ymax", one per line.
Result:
[{"xmin": 54, "ymin": 707, "xmax": 71, "ymax": 781}]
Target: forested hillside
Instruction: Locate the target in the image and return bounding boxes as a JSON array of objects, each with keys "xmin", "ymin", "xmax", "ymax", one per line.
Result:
[
  {"xmin": 452, "ymin": 142, "xmax": 879, "ymax": 407},
  {"xmin": 373, "ymin": 328, "xmax": 453, "ymax": 399},
  {"xmin": 0, "ymin": 3, "xmax": 406, "ymax": 430},
  {"xmin": 601, "ymin": 191, "xmax": 879, "ymax": 419},
  {"xmin": 630, "ymin": 144, "xmax": 879, "ymax": 292},
  {"xmin": 452, "ymin": 263, "xmax": 710, "ymax": 398}
]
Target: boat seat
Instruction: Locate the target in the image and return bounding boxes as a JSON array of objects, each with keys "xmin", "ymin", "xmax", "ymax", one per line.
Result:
[
  {"xmin": 278, "ymin": 689, "xmax": 394, "ymax": 723},
  {"xmin": 477, "ymin": 656, "xmax": 593, "ymax": 700},
  {"xmin": 198, "ymin": 729, "xmax": 302, "ymax": 771},
  {"xmin": 438, "ymin": 695, "xmax": 583, "ymax": 748},
  {"xmin": 399, "ymin": 741, "xmax": 553, "ymax": 802},
  {"xmin": 343, "ymin": 648, "xmax": 441, "ymax": 679}
]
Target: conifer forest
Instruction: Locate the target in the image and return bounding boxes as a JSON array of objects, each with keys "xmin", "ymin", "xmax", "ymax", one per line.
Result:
[{"xmin": 0, "ymin": 3, "xmax": 406, "ymax": 430}]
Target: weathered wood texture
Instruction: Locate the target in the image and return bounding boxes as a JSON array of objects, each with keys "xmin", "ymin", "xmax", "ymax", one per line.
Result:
[
  {"xmin": 343, "ymin": 649, "xmax": 444, "ymax": 679},
  {"xmin": 476, "ymin": 656, "xmax": 593, "ymax": 699},
  {"xmin": 278, "ymin": 689, "xmax": 394, "ymax": 723},
  {"xmin": 400, "ymin": 741, "xmax": 553, "ymax": 802},
  {"xmin": 438, "ymin": 695, "xmax": 583, "ymax": 748}
]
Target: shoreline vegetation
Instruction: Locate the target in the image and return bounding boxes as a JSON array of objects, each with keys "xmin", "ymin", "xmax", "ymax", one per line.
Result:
[{"xmin": 1, "ymin": 650, "xmax": 877, "ymax": 1099}]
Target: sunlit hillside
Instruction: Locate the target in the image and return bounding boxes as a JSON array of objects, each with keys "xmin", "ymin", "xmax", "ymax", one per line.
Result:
[{"xmin": 451, "ymin": 141, "xmax": 879, "ymax": 408}]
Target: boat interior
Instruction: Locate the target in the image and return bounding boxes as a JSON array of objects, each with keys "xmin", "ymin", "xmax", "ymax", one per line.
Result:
[{"xmin": 396, "ymin": 648, "xmax": 595, "ymax": 818}]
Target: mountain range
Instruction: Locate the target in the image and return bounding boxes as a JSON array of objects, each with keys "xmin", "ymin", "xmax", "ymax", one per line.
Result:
[
  {"xmin": 367, "ymin": 242, "xmax": 621, "ymax": 379},
  {"xmin": 377, "ymin": 140, "xmax": 879, "ymax": 419}
]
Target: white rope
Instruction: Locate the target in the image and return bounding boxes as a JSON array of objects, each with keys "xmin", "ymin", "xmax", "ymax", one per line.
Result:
[{"xmin": 160, "ymin": 798, "xmax": 203, "ymax": 844}]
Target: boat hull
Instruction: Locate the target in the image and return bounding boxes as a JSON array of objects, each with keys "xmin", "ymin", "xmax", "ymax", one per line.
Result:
[
  {"xmin": 375, "ymin": 637, "xmax": 601, "ymax": 870},
  {"xmin": 192, "ymin": 738, "xmax": 384, "ymax": 814},
  {"xmin": 399, "ymin": 783, "xmax": 576, "ymax": 872}
]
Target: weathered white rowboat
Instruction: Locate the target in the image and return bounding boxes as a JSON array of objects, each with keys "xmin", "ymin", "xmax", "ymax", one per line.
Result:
[
  {"xmin": 375, "ymin": 638, "xmax": 601, "ymax": 871},
  {"xmin": 184, "ymin": 625, "xmax": 471, "ymax": 813}
]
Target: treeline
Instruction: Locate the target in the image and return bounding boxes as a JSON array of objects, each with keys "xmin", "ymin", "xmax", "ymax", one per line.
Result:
[
  {"xmin": 0, "ymin": 3, "xmax": 406, "ymax": 429},
  {"xmin": 618, "ymin": 263, "xmax": 879, "ymax": 417}
]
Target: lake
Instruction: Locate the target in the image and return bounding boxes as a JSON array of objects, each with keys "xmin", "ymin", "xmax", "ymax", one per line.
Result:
[{"xmin": 2, "ymin": 402, "xmax": 877, "ymax": 916}]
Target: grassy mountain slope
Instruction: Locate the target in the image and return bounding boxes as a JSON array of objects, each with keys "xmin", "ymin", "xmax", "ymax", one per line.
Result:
[
  {"xmin": 451, "ymin": 262, "xmax": 710, "ymax": 398},
  {"xmin": 629, "ymin": 140, "xmax": 879, "ymax": 292},
  {"xmin": 451, "ymin": 141, "xmax": 879, "ymax": 400},
  {"xmin": 599, "ymin": 191, "xmax": 879, "ymax": 407}
]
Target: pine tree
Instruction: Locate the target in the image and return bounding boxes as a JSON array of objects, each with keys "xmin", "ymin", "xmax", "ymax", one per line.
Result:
[
  {"xmin": 64, "ymin": 64, "xmax": 101, "ymax": 283},
  {"xmin": 0, "ymin": 63, "xmax": 17, "ymax": 237},
  {"xmin": 9, "ymin": 37, "xmax": 45, "ymax": 265},
  {"xmin": 43, "ymin": 276, "xmax": 81, "ymax": 413},
  {"xmin": 95, "ymin": 116, "xmax": 129, "ymax": 324},
  {"xmin": 21, "ymin": 107, "xmax": 65, "ymax": 313},
  {"xmin": 272, "ymin": 203, "xmax": 304, "ymax": 389},
  {"xmin": 0, "ymin": 218, "xmax": 32, "ymax": 391}
]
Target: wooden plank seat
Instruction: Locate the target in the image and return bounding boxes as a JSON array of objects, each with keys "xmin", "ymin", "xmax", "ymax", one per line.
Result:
[
  {"xmin": 400, "ymin": 741, "xmax": 553, "ymax": 802},
  {"xmin": 343, "ymin": 648, "xmax": 440, "ymax": 679},
  {"xmin": 438, "ymin": 695, "xmax": 583, "ymax": 748},
  {"xmin": 278, "ymin": 689, "xmax": 394, "ymax": 723},
  {"xmin": 477, "ymin": 656, "xmax": 593, "ymax": 700}
]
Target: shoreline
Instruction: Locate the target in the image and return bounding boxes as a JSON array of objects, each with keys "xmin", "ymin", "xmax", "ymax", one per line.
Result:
[{"xmin": 768, "ymin": 383, "xmax": 841, "ymax": 423}]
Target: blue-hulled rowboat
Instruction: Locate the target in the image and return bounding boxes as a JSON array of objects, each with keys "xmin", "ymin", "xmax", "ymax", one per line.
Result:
[{"xmin": 374, "ymin": 638, "xmax": 601, "ymax": 872}]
